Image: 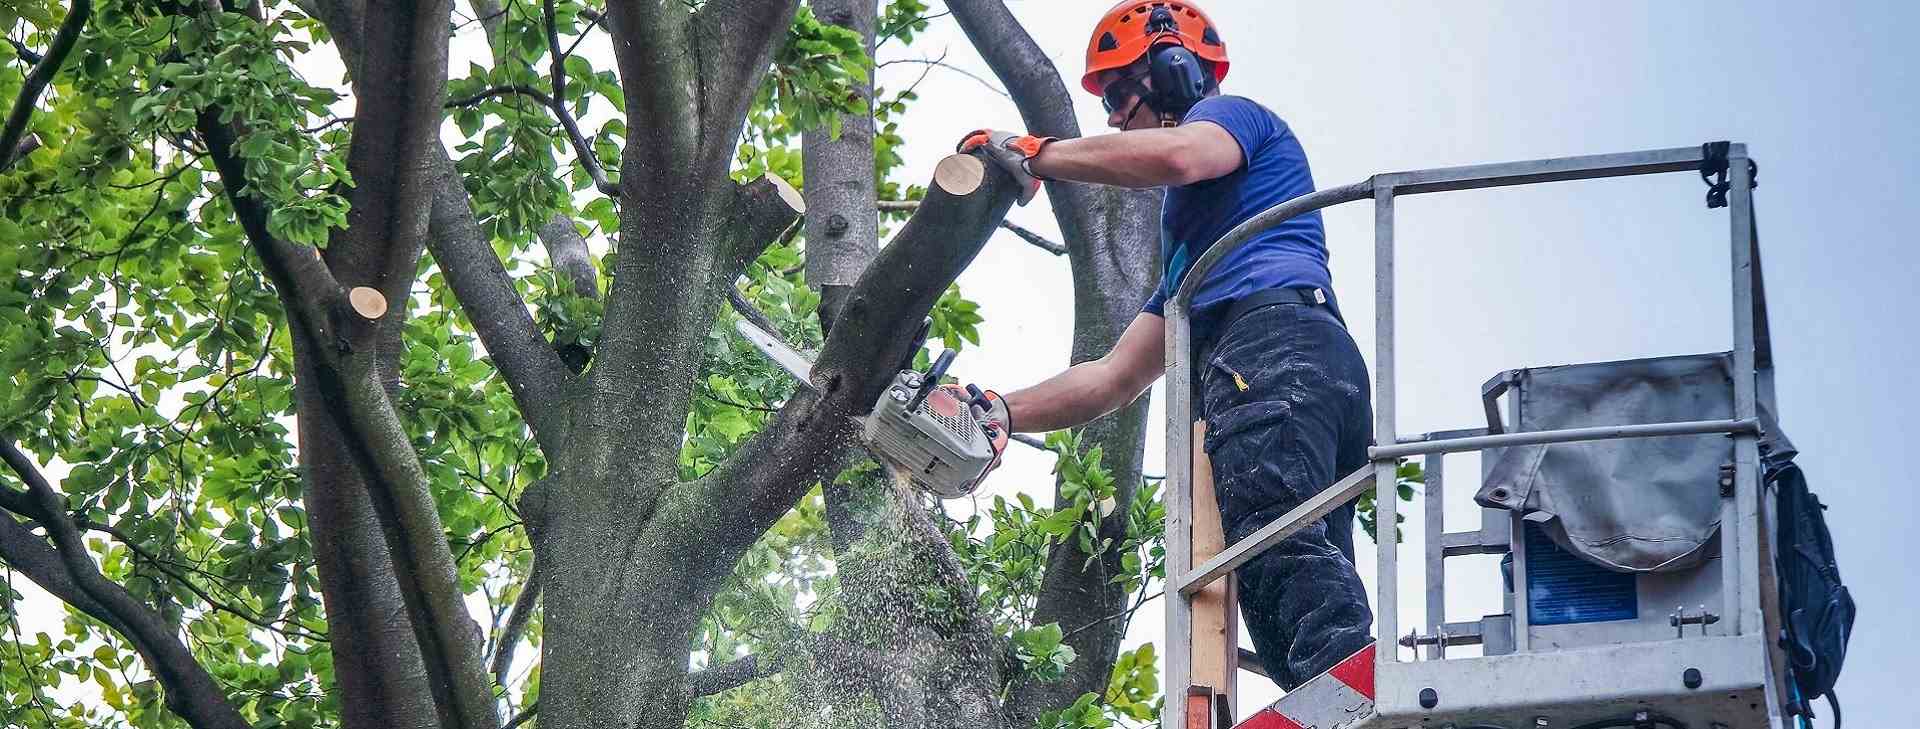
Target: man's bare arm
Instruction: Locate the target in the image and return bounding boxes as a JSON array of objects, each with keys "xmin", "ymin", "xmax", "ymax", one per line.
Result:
[
  {"xmin": 1001, "ymin": 313, "xmax": 1165, "ymax": 433},
  {"xmin": 1027, "ymin": 122, "xmax": 1241, "ymax": 189}
]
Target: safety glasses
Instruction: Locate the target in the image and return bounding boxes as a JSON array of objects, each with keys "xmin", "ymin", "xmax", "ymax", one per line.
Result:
[{"xmin": 1101, "ymin": 74, "xmax": 1151, "ymax": 114}]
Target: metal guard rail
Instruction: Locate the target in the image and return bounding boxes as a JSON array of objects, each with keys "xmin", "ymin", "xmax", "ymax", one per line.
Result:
[{"xmin": 1159, "ymin": 142, "xmax": 1765, "ymax": 723}]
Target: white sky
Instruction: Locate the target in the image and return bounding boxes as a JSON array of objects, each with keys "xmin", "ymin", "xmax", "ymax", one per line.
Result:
[{"xmin": 12, "ymin": 1, "xmax": 1917, "ymax": 726}]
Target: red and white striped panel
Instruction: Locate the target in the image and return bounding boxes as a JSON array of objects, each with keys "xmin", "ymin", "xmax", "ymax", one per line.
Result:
[{"xmin": 1235, "ymin": 642, "xmax": 1376, "ymax": 729}]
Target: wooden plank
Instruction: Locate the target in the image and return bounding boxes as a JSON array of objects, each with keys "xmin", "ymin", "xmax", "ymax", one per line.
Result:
[{"xmin": 1189, "ymin": 420, "xmax": 1238, "ymax": 706}]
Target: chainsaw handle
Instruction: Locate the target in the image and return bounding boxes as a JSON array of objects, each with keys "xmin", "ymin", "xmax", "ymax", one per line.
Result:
[{"xmin": 905, "ymin": 349, "xmax": 957, "ymax": 412}]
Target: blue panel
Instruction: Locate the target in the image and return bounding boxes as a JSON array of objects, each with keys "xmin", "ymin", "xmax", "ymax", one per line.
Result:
[{"xmin": 1525, "ymin": 521, "xmax": 1638, "ymax": 626}]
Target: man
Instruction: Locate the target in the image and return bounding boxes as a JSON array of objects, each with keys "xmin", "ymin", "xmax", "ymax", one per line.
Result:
[{"xmin": 957, "ymin": 0, "xmax": 1374, "ymax": 690}]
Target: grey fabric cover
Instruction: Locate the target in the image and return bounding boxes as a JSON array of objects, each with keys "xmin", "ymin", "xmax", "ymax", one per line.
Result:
[{"xmin": 1475, "ymin": 354, "xmax": 1736, "ymax": 573}]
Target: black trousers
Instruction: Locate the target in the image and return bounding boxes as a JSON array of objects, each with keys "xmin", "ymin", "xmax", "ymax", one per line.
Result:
[{"xmin": 1199, "ymin": 301, "xmax": 1374, "ymax": 690}]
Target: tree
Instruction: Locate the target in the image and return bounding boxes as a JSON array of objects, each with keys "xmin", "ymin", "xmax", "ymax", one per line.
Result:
[
  {"xmin": 2, "ymin": 1, "xmax": 1411, "ymax": 726},
  {"xmin": 1, "ymin": 2, "xmax": 1027, "ymax": 729}
]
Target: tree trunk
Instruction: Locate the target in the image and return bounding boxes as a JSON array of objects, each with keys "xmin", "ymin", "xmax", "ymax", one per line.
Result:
[
  {"xmin": 798, "ymin": 4, "xmax": 1021, "ymax": 726},
  {"xmin": 946, "ymin": 1, "xmax": 1164, "ymax": 722},
  {"xmin": 294, "ymin": 330, "xmax": 443, "ymax": 729}
]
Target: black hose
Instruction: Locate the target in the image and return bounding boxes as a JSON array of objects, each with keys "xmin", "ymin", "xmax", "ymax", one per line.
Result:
[{"xmin": 1568, "ymin": 712, "xmax": 1687, "ymax": 729}]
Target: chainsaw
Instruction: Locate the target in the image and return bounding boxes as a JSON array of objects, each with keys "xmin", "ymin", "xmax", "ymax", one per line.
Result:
[{"xmin": 732, "ymin": 317, "xmax": 1001, "ymax": 499}]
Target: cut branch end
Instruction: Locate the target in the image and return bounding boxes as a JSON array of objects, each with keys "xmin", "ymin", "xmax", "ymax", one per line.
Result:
[
  {"xmin": 765, "ymin": 172, "xmax": 805, "ymax": 214},
  {"xmin": 348, "ymin": 287, "xmax": 389, "ymax": 320},
  {"xmin": 932, "ymin": 153, "xmax": 985, "ymax": 197}
]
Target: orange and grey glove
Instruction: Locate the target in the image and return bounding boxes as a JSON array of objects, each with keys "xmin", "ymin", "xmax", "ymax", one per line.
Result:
[
  {"xmin": 957, "ymin": 129, "xmax": 1056, "ymax": 205},
  {"xmin": 942, "ymin": 384, "xmax": 1013, "ymax": 486}
]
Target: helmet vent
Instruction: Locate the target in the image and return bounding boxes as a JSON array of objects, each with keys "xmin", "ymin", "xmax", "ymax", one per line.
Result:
[
  {"xmin": 1202, "ymin": 27, "xmax": 1221, "ymax": 46},
  {"xmin": 1098, "ymin": 32, "xmax": 1118, "ymax": 51}
]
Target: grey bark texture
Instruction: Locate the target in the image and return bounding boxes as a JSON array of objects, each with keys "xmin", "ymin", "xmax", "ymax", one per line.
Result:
[
  {"xmin": 801, "ymin": 4, "xmax": 1023, "ymax": 726},
  {"xmin": 251, "ymin": 5, "xmax": 456, "ymax": 729},
  {"xmin": 947, "ymin": 1, "xmax": 1163, "ymax": 723},
  {"xmin": 201, "ymin": 0, "xmax": 503, "ymax": 727},
  {"xmin": 802, "ymin": 0, "xmax": 880, "ymax": 288}
]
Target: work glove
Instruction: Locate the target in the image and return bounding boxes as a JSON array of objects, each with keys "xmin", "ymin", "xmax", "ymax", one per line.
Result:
[
  {"xmin": 957, "ymin": 129, "xmax": 1055, "ymax": 205},
  {"xmin": 940, "ymin": 384, "xmax": 1012, "ymax": 487}
]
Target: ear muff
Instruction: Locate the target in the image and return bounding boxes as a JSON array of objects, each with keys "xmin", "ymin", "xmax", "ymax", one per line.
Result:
[{"xmin": 1147, "ymin": 43, "xmax": 1208, "ymax": 123}]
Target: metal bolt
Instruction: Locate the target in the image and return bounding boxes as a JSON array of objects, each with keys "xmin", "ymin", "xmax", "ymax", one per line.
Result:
[
  {"xmin": 1418, "ymin": 687, "xmax": 1439, "ymax": 710},
  {"xmin": 1534, "ymin": 718, "xmax": 1551, "ymax": 728},
  {"xmin": 890, "ymin": 388, "xmax": 909, "ymax": 403},
  {"xmin": 1490, "ymin": 487, "xmax": 1510, "ymax": 501}
]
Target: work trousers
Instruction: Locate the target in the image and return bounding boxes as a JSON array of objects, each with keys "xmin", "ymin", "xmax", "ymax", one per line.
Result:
[{"xmin": 1199, "ymin": 301, "xmax": 1374, "ymax": 691}]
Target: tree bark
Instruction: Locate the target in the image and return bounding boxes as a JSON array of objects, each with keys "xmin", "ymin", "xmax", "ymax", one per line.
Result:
[
  {"xmin": 946, "ymin": 1, "xmax": 1163, "ymax": 722},
  {"xmin": 798, "ymin": 7, "xmax": 1014, "ymax": 726},
  {"xmin": 293, "ymin": 332, "xmax": 444, "ymax": 729},
  {"xmin": 535, "ymin": 151, "xmax": 1019, "ymax": 729},
  {"xmin": 802, "ymin": 0, "xmax": 879, "ymax": 292}
]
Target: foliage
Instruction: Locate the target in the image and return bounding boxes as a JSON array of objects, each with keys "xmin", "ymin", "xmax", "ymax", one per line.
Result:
[{"xmin": 1357, "ymin": 459, "xmax": 1424, "ymax": 543}]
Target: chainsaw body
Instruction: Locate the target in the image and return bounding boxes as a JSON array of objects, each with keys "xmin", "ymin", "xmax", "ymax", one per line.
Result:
[
  {"xmin": 731, "ymin": 317, "xmax": 998, "ymax": 499},
  {"xmin": 861, "ymin": 369, "xmax": 996, "ymax": 499}
]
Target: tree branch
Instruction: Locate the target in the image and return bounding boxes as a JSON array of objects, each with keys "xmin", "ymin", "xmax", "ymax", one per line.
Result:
[
  {"xmin": 603, "ymin": 0, "xmax": 699, "ymax": 182},
  {"xmin": 879, "ymin": 200, "xmax": 1065, "ymax": 256},
  {"xmin": 446, "ymin": 83, "xmax": 555, "ymax": 109},
  {"xmin": 438, "ymin": 82, "xmax": 607, "ymax": 199},
  {"xmin": 488, "ymin": 562, "xmax": 540, "ymax": 690},
  {"xmin": 0, "ymin": 441, "xmax": 251, "ymax": 729},
  {"xmin": 947, "ymin": 4, "xmax": 1164, "ymax": 720},
  {"xmin": 680, "ymin": 152, "xmax": 1021, "ymax": 551},
  {"xmin": 87, "ymin": 522, "xmax": 329, "ymax": 643},
  {"xmin": 0, "ymin": 484, "xmax": 39, "ymax": 521},
  {"xmin": 875, "ymin": 57, "xmax": 1009, "ymax": 98},
  {"xmin": 196, "ymin": 0, "xmax": 502, "ymax": 724},
  {"xmin": 542, "ymin": 0, "xmax": 617, "ymax": 197},
  {"xmin": 686, "ymin": 654, "xmax": 778, "ymax": 697},
  {"xmin": 690, "ymin": 0, "xmax": 803, "ymax": 138},
  {"xmin": 537, "ymin": 217, "xmax": 597, "ymax": 299},
  {"xmin": 450, "ymin": 0, "xmax": 595, "ymax": 408},
  {"xmin": 5, "ymin": 37, "xmax": 45, "ymax": 65},
  {"xmin": 727, "ymin": 286, "xmax": 783, "ymax": 341},
  {"xmin": 726, "ymin": 172, "xmax": 806, "ymax": 273},
  {"xmin": 502, "ymin": 702, "xmax": 538, "ymax": 729},
  {"xmin": 0, "ymin": 0, "xmax": 89, "ymax": 171},
  {"xmin": 425, "ymin": 146, "xmax": 575, "ymax": 452}
]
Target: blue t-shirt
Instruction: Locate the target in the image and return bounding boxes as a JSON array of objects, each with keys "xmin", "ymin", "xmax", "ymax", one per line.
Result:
[{"xmin": 1141, "ymin": 96, "xmax": 1331, "ymax": 345}]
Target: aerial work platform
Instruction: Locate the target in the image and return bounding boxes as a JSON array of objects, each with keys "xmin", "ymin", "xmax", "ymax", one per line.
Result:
[{"xmin": 1162, "ymin": 144, "xmax": 1797, "ymax": 729}]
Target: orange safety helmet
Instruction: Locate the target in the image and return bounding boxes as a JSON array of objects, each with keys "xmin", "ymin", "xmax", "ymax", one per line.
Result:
[{"xmin": 1081, "ymin": 0, "xmax": 1229, "ymax": 96}]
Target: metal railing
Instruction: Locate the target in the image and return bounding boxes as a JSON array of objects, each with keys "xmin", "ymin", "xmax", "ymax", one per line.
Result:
[{"xmin": 1161, "ymin": 144, "xmax": 1769, "ymax": 727}]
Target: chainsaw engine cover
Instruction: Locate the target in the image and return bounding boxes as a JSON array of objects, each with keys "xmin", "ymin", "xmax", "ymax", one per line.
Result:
[{"xmin": 860, "ymin": 371, "xmax": 995, "ymax": 499}]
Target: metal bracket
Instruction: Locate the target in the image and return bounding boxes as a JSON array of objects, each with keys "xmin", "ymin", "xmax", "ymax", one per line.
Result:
[
  {"xmin": 1669, "ymin": 605, "xmax": 1722, "ymax": 638},
  {"xmin": 1481, "ymin": 370, "xmax": 1519, "ymax": 434},
  {"xmin": 1701, "ymin": 140, "xmax": 1758, "ymax": 209}
]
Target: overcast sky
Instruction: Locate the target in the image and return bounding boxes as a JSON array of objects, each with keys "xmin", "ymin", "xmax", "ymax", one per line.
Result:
[{"xmin": 883, "ymin": 0, "xmax": 1919, "ymax": 723}]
